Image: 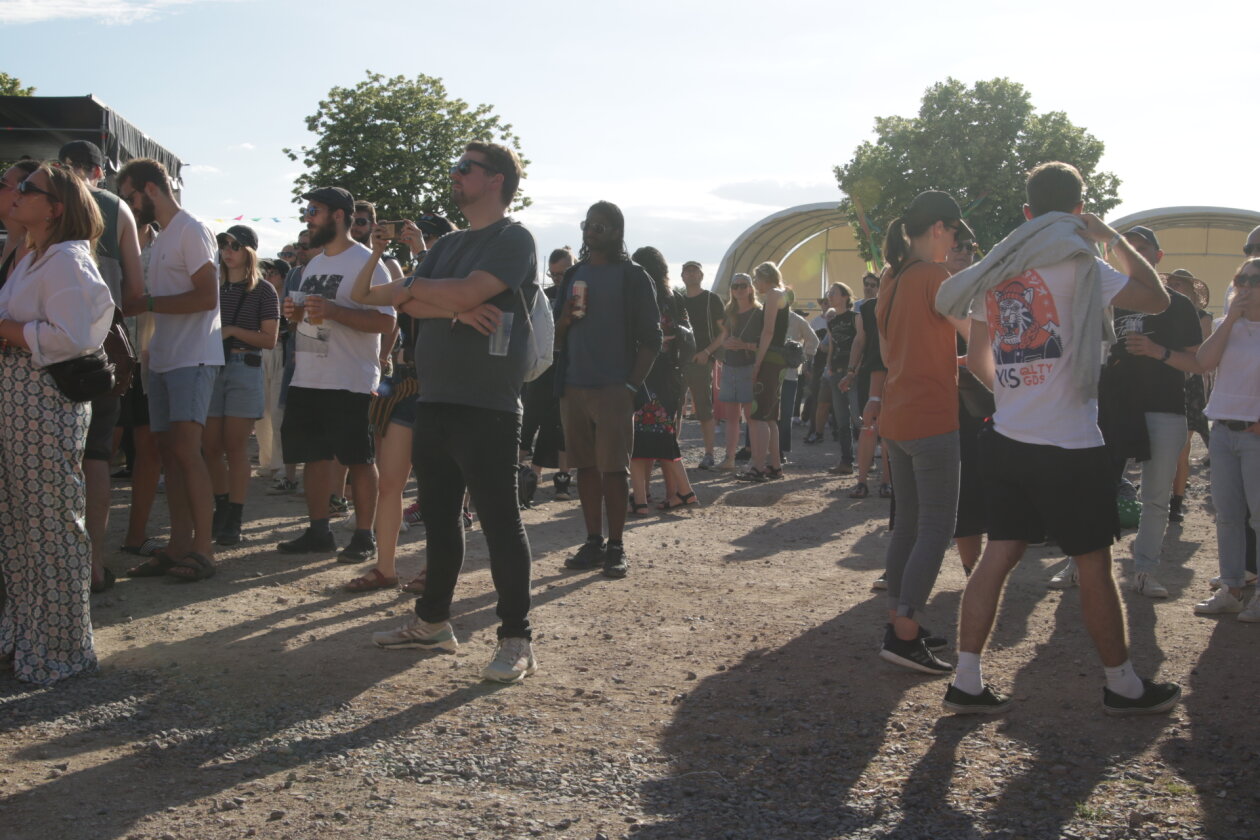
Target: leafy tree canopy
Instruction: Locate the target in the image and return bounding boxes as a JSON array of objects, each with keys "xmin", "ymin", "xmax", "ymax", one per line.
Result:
[
  {"xmin": 835, "ymin": 77, "xmax": 1120, "ymax": 262},
  {"xmin": 284, "ymin": 71, "xmax": 529, "ymax": 232},
  {"xmin": 0, "ymin": 73, "xmax": 34, "ymax": 96}
]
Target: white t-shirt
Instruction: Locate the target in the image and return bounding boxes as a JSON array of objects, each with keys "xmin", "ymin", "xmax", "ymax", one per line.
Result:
[
  {"xmin": 0, "ymin": 241, "xmax": 114, "ymax": 367},
  {"xmin": 147, "ymin": 209, "xmax": 223, "ymax": 373},
  {"xmin": 972, "ymin": 257, "xmax": 1129, "ymax": 449},
  {"xmin": 1204, "ymin": 317, "xmax": 1260, "ymax": 422},
  {"xmin": 290, "ymin": 243, "xmax": 393, "ymax": 394}
]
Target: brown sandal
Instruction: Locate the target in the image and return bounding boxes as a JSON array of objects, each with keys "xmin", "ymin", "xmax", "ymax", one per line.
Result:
[
  {"xmin": 344, "ymin": 568, "xmax": 399, "ymax": 593},
  {"xmin": 166, "ymin": 552, "xmax": 216, "ymax": 582},
  {"xmin": 126, "ymin": 551, "xmax": 175, "ymax": 578},
  {"xmin": 401, "ymin": 569, "xmax": 428, "ymax": 594}
]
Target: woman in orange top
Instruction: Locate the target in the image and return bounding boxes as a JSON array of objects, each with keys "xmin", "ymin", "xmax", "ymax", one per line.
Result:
[{"xmin": 870, "ymin": 190, "xmax": 972, "ymax": 676}]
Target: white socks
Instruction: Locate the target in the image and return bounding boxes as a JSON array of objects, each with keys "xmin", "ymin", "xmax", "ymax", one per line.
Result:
[
  {"xmin": 952, "ymin": 652, "xmax": 983, "ymax": 695},
  {"xmin": 1104, "ymin": 660, "xmax": 1144, "ymax": 699}
]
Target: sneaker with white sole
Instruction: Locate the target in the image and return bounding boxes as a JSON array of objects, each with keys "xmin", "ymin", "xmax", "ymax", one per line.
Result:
[
  {"xmin": 1047, "ymin": 560, "xmax": 1078, "ymax": 589},
  {"xmin": 1238, "ymin": 594, "xmax": 1260, "ymax": 623},
  {"xmin": 1194, "ymin": 588, "xmax": 1244, "ymax": 615},
  {"xmin": 1132, "ymin": 571, "xmax": 1169, "ymax": 598},
  {"xmin": 872, "ymin": 574, "xmax": 888, "ymax": 591},
  {"xmin": 1102, "ymin": 679, "xmax": 1181, "ymax": 716},
  {"xmin": 481, "ymin": 637, "xmax": 537, "ymax": 683},
  {"xmin": 697, "ymin": 454, "xmax": 715, "ymax": 471},
  {"xmin": 372, "ymin": 616, "xmax": 459, "ymax": 652},
  {"xmin": 942, "ymin": 683, "xmax": 1013, "ymax": 715},
  {"xmin": 879, "ymin": 627, "xmax": 953, "ymax": 676},
  {"xmin": 1211, "ymin": 571, "xmax": 1258, "ymax": 589},
  {"xmin": 267, "ymin": 476, "xmax": 299, "ymax": 495}
]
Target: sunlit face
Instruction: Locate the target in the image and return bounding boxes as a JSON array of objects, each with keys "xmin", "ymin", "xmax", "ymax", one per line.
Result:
[
  {"xmin": 306, "ymin": 203, "xmax": 338, "ymax": 249},
  {"xmin": 681, "ymin": 265, "xmax": 702, "ymax": 285},
  {"xmin": 119, "ymin": 178, "xmax": 156, "ymax": 227},
  {"xmin": 218, "ymin": 234, "xmax": 246, "ymax": 270},
  {"xmin": 863, "ymin": 278, "xmax": 880, "ymax": 298},
  {"xmin": 548, "ymin": 255, "xmax": 573, "ymax": 283},
  {"xmin": 827, "ymin": 287, "xmax": 850, "ymax": 310},
  {"xmin": 450, "ymin": 152, "xmax": 500, "ymax": 209},
  {"xmin": 1124, "ymin": 233, "xmax": 1160, "ymax": 266},
  {"xmin": 9, "ymin": 170, "xmax": 60, "ymax": 230},
  {"xmin": 351, "ymin": 211, "xmax": 373, "ymax": 244},
  {"xmin": 581, "ymin": 209, "xmax": 620, "ymax": 254},
  {"xmin": 945, "ymin": 240, "xmax": 974, "ymax": 275},
  {"xmin": 0, "ymin": 166, "xmax": 28, "ymax": 222}
]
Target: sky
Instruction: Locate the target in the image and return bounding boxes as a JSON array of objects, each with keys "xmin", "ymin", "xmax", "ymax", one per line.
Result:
[{"xmin": 2, "ymin": 0, "xmax": 1256, "ymax": 286}]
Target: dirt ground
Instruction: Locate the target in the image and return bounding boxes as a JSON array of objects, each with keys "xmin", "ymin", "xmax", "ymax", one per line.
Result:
[{"xmin": 1, "ymin": 428, "xmax": 1257, "ymax": 840}]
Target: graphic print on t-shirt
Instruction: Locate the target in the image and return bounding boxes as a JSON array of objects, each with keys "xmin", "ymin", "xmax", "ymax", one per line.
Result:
[
  {"xmin": 987, "ymin": 270, "xmax": 1064, "ymax": 387},
  {"xmin": 295, "ymin": 272, "xmax": 341, "ymax": 357}
]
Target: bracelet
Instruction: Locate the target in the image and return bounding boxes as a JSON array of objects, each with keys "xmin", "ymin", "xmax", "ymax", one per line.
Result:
[
  {"xmin": 847, "ymin": 367, "xmax": 857, "ymax": 373},
  {"xmin": 868, "ymin": 396, "xmax": 882, "ymax": 403},
  {"xmin": 624, "ymin": 381, "xmax": 638, "ymax": 394},
  {"xmin": 1160, "ymin": 347, "xmax": 1171, "ymax": 362}
]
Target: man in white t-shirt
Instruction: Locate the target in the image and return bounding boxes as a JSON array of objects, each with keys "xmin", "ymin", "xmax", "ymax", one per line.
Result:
[
  {"xmin": 117, "ymin": 158, "xmax": 223, "ymax": 583},
  {"xmin": 937, "ymin": 161, "xmax": 1181, "ymax": 717},
  {"xmin": 276, "ymin": 187, "xmax": 395, "ymax": 563}
]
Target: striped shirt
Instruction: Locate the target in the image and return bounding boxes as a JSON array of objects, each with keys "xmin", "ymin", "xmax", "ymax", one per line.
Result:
[{"xmin": 220, "ymin": 279, "xmax": 280, "ymax": 352}]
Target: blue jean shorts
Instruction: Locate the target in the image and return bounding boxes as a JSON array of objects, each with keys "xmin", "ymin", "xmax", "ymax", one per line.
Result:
[
  {"xmin": 148, "ymin": 365, "xmax": 219, "ymax": 432},
  {"xmin": 208, "ymin": 354, "xmax": 265, "ymax": 419},
  {"xmin": 719, "ymin": 363, "xmax": 755, "ymax": 404}
]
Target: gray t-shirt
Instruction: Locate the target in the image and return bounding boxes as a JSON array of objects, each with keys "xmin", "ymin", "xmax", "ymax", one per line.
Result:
[
  {"xmin": 563, "ymin": 263, "xmax": 632, "ymax": 387},
  {"xmin": 413, "ymin": 217, "xmax": 538, "ymax": 414}
]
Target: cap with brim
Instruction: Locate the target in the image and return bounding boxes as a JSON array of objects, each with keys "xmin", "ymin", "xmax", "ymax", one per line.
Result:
[
  {"xmin": 682, "ymin": 260, "xmax": 703, "ymax": 270},
  {"xmin": 1164, "ymin": 268, "xmax": 1210, "ymax": 308},
  {"xmin": 905, "ymin": 190, "xmax": 974, "ymax": 241},
  {"xmin": 58, "ymin": 140, "xmax": 104, "ymax": 170},
  {"xmin": 416, "ymin": 213, "xmax": 455, "ymax": 237},
  {"xmin": 301, "ymin": 186, "xmax": 355, "ymax": 217},
  {"xmin": 219, "ymin": 224, "xmax": 259, "ymax": 251},
  {"xmin": 1124, "ymin": 225, "xmax": 1161, "ymax": 250},
  {"xmin": 261, "ymin": 258, "xmax": 291, "ymax": 276}
]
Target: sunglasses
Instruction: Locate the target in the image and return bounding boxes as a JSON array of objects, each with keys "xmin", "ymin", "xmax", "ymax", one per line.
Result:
[
  {"xmin": 16, "ymin": 180, "xmax": 57, "ymax": 201},
  {"xmin": 1245, "ymin": 243, "xmax": 1260, "ymax": 256},
  {"xmin": 1233, "ymin": 274, "xmax": 1260, "ymax": 287},
  {"xmin": 352, "ymin": 217, "xmax": 371, "ymax": 226},
  {"xmin": 730, "ymin": 283, "xmax": 751, "ymax": 289},
  {"xmin": 217, "ymin": 236, "xmax": 243, "ymax": 252},
  {"xmin": 279, "ymin": 250, "xmax": 296, "ymax": 258},
  {"xmin": 302, "ymin": 205, "xmax": 321, "ymax": 218},
  {"xmin": 580, "ymin": 221, "xmax": 615, "ymax": 234},
  {"xmin": 451, "ymin": 159, "xmax": 498, "ymax": 177}
]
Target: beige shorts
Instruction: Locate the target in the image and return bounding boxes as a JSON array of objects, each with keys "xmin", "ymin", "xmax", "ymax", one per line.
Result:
[{"xmin": 561, "ymin": 385, "xmax": 635, "ymax": 474}]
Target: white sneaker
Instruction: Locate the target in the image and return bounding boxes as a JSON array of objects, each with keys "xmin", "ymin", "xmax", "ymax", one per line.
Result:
[
  {"xmin": 871, "ymin": 575, "xmax": 888, "ymax": 590},
  {"xmin": 1194, "ymin": 588, "xmax": 1243, "ymax": 615},
  {"xmin": 481, "ymin": 637, "xmax": 537, "ymax": 683},
  {"xmin": 372, "ymin": 617, "xmax": 458, "ymax": 652},
  {"xmin": 1047, "ymin": 560, "xmax": 1078, "ymax": 589},
  {"xmin": 1239, "ymin": 594, "xmax": 1260, "ymax": 623},
  {"xmin": 1211, "ymin": 571, "xmax": 1259, "ymax": 589},
  {"xmin": 1132, "ymin": 571, "xmax": 1169, "ymax": 598}
]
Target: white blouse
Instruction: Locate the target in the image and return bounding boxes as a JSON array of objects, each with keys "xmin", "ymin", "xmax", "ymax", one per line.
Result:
[{"xmin": 0, "ymin": 240, "xmax": 114, "ymax": 367}]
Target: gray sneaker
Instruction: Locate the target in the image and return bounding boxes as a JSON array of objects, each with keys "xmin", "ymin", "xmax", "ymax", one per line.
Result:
[
  {"xmin": 697, "ymin": 453, "xmax": 716, "ymax": 470},
  {"xmin": 372, "ymin": 616, "xmax": 458, "ymax": 652},
  {"xmin": 481, "ymin": 637, "xmax": 537, "ymax": 683}
]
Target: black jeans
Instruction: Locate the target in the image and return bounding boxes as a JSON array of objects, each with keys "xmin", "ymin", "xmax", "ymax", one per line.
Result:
[{"xmin": 412, "ymin": 403, "xmax": 532, "ymax": 639}]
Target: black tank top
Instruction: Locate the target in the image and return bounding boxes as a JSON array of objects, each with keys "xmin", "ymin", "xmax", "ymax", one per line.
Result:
[{"xmin": 769, "ymin": 302, "xmax": 788, "ymax": 348}]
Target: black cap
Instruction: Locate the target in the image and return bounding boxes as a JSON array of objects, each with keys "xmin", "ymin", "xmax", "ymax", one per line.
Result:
[
  {"xmin": 905, "ymin": 190, "xmax": 974, "ymax": 241},
  {"xmin": 218, "ymin": 224, "xmax": 259, "ymax": 251},
  {"xmin": 301, "ymin": 186, "xmax": 354, "ymax": 217},
  {"xmin": 416, "ymin": 213, "xmax": 455, "ymax": 237},
  {"xmin": 1124, "ymin": 225, "xmax": 1161, "ymax": 250},
  {"xmin": 58, "ymin": 140, "xmax": 105, "ymax": 170},
  {"xmin": 260, "ymin": 258, "xmax": 291, "ymax": 276}
]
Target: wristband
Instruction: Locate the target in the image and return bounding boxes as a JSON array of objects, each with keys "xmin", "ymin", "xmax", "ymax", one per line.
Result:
[
  {"xmin": 1160, "ymin": 347, "xmax": 1171, "ymax": 362},
  {"xmin": 868, "ymin": 396, "xmax": 882, "ymax": 403},
  {"xmin": 624, "ymin": 381, "xmax": 639, "ymax": 394},
  {"xmin": 146, "ymin": 295, "xmax": 155, "ymax": 312}
]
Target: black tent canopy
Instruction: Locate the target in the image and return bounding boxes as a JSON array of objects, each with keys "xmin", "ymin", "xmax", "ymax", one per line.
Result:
[{"xmin": 0, "ymin": 94, "xmax": 184, "ymax": 189}]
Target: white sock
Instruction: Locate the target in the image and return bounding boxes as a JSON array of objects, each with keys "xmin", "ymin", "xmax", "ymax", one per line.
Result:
[
  {"xmin": 952, "ymin": 651, "xmax": 983, "ymax": 695},
  {"xmin": 1103, "ymin": 660, "xmax": 1144, "ymax": 699}
]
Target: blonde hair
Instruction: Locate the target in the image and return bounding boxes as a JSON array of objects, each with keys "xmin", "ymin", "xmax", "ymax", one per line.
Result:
[
  {"xmin": 220, "ymin": 244, "xmax": 262, "ymax": 292},
  {"xmin": 30, "ymin": 163, "xmax": 103, "ymax": 256},
  {"xmin": 725, "ymin": 272, "xmax": 761, "ymax": 321},
  {"xmin": 752, "ymin": 261, "xmax": 782, "ymax": 287}
]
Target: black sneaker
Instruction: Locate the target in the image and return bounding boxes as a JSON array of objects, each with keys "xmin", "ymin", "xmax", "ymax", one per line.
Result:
[
  {"xmin": 879, "ymin": 631, "xmax": 954, "ymax": 675},
  {"xmin": 602, "ymin": 543, "xmax": 628, "ymax": 579},
  {"xmin": 1102, "ymin": 680, "xmax": 1181, "ymax": 716},
  {"xmin": 338, "ymin": 532, "xmax": 377, "ymax": 564},
  {"xmin": 734, "ymin": 446, "xmax": 751, "ymax": 463},
  {"xmin": 943, "ymin": 683, "xmax": 1012, "ymax": 715},
  {"xmin": 1168, "ymin": 494, "xmax": 1184, "ymax": 524},
  {"xmin": 565, "ymin": 537, "xmax": 604, "ymax": 570},
  {"xmin": 277, "ymin": 528, "xmax": 336, "ymax": 554},
  {"xmin": 553, "ymin": 471, "xmax": 572, "ymax": 501},
  {"xmin": 329, "ymin": 495, "xmax": 351, "ymax": 515},
  {"xmin": 918, "ymin": 626, "xmax": 948, "ymax": 651}
]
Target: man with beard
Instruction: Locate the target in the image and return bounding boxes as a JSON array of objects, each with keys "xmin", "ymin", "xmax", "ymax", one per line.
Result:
[
  {"xmin": 267, "ymin": 227, "xmax": 316, "ymax": 496},
  {"xmin": 117, "ymin": 158, "xmax": 222, "ymax": 582},
  {"xmin": 351, "ymin": 200, "xmax": 403, "ymax": 279},
  {"xmin": 276, "ymin": 187, "xmax": 395, "ymax": 564},
  {"xmin": 370, "ymin": 142, "xmax": 541, "ymax": 684}
]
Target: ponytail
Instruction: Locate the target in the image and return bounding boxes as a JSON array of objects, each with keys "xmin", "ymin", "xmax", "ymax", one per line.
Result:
[{"xmin": 884, "ymin": 217, "xmax": 910, "ymax": 275}]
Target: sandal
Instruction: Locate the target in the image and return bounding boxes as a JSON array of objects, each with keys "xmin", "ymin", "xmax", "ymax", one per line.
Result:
[
  {"xmin": 766, "ymin": 466, "xmax": 783, "ymax": 480},
  {"xmin": 166, "ymin": 552, "xmax": 216, "ymax": 582},
  {"xmin": 126, "ymin": 551, "xmax": 175, "ymax": 578},
  {"xmin": 91, "ymin": 567, "xmax": 116, "ymax": 594},
  {"xmin": 629, "ymin": 502, "xmax": 652, "ymax": 517},
  {"xmin": 735, "ymin": 468, "xmax": 767, "ymax": 483},
  {"xmin": 848, "ymin": 482, "xmax": 870, "ymax": 499},
  {"xmin": 878, "ymin": 483, "xmax": 893, "ymax": 499},
  {"xmin": 659, "ymin": 491, "xmax": 699, "ymax": 511},
  {"xmin": 344, "ymin": 568, "xmax": 399, "ymax": 593},
  {"xmin": 401, "ymin": 569, "xmax": 428, "ymax": 594},
  {"xmin": 120, "ymin": 538, "xmax": 161, "ymax": 557}
]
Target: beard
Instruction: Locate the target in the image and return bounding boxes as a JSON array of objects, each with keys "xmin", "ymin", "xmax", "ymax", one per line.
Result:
[
  {"xmin": 132, "ymin": 192, "xmax": 157, "ymax": 227},
  {"xmin": 308, "ymin": 218, "xmax": 336, "ymax": 249}
]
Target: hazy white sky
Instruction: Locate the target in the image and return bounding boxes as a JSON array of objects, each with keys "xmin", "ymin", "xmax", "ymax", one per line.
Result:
[{"xmin": 3, "ymin": 0, "xmax": 1256, "ymax": 282}]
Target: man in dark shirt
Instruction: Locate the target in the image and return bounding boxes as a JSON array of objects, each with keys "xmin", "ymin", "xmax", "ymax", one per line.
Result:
[
  {"xmin": 553, "ymin": 201, "xmax": 662, "ymax": 579},
  {"xmin": 680, "ymin": 260, "xmax": 725, "ymax": 469}
]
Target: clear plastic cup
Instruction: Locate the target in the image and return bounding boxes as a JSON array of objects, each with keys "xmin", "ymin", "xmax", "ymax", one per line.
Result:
[{"xmin": 488, "ymin": 312, "xmax": 514, "ymax": 356}]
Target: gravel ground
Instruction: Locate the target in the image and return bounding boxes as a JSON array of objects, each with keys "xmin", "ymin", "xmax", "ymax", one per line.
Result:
[{"xmin": 1, "ymin": 431, "xmax": 1256, "ymax": 840}]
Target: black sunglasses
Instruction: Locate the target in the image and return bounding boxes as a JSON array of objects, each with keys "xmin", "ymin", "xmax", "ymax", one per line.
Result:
[
  {"xmin": 279, "ymin": 250, "xmax": 296, "ymax": 258},
  {"xmin": 352, "ymin": 217, "xmax": 371, "ymax": 226},
  {"xmin": 17, "ymin": 180, "xmax": 57, "ymax": 201},
  {"xmin": 580, "ymin": 221, "xmax": 615, "ymax": 234},
  {"xmin": 730, "ymin": 282, "xmax": 751, "ymax": 289},
  {"xmin": 451, "ymin": 159, "xmax": 498, "ymax": 177},
  {"xmin": 217, "ymin": 236, "xmax": 243, "ymax": 252},
  {"xmin": 1245, "ymin": 243, "xmax": 1260, "ymax": 256}
]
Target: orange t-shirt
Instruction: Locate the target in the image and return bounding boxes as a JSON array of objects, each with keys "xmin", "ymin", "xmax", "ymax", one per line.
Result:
[{"xmin": 874, "ymin": 260, "xmax": 959, "ymax": 441}]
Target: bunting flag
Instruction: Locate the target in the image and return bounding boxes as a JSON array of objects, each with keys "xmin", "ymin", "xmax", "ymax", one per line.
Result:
[
  {"xmin": 960, "ymin": 192, "xmax": 990, "ymax": 218},
  {"xmin": 208, "ymin": 216, "xmax": 296, "ymax": 224}
]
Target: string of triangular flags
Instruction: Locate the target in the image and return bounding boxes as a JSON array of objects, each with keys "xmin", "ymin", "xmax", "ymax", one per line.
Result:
[{"xmin": 206, "ymin": 215, "xmax": 303, "ymax": 224}]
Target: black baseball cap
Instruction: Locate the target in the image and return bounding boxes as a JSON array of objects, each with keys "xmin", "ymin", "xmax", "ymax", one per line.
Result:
[
  {"xmin": 301, "ymin": 186, "xmax": 354, "ymax": 217},
  {"xmin": 905, "ymin": 190, "xmax": 975, "ymax": 241},
  {"xmin": 1124, "ymin": 225, "xmax": 1161, "ymax": 250},
  {"xmin": 416, "ymin": 213, "xmax": 455, "ymax": 237},
  {"xmin": 218, "ymin": 224, "xmax": 259, "ymax": 251},
  {"xmin": 58, "ymin": 140, "xmax": 105, "ymax": 170},
  {"xmin": 261, "ymin": 258, "xmax": 291, "ymax": 276}
]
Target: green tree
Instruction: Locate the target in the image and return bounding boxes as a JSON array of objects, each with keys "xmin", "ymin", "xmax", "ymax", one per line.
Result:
[
  {"xmin": 0, "ymin": 73, "xmax": 34, "ymax": 96},
  {"xmin": 835, "ymin": 78, "xmax": 1120, "ymax": 262},
  {"xmin": 284, "ymin": 71, "xmax": 529, "ymax": 232}
]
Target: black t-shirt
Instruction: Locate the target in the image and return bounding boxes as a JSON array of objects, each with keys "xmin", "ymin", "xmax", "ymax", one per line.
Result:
[
  {"xmin": 827, "ymin": 310, "xmax": 858, "ymax": 371},
  {"xmin": 1108, "ymin": 290, "xmax": 1202, "ymax": 415},
  {"xmin": 683, "ymin": 289, "xmax": 724, "ymax": 352},
  {"xmin": 858, "ymin": 297, "xmax": 885, "ymax": 373}
]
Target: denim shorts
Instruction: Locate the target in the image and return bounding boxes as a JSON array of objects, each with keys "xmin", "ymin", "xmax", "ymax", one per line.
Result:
[
  {"xmin": 148, "ymin": 365, "xmax": 218, "ymax": 432},
  {"xmin": 719, "ymin": 363, "xmax": 755, "ymax": 404},
  {"xmin": 208, "ymin": 354, "xmax": 265, "ymax": 419}
]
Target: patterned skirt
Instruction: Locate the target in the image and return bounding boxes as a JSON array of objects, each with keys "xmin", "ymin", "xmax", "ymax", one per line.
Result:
[{"xmin": 0, "ymin": 351, "xmax": 96, "ymax": 685}]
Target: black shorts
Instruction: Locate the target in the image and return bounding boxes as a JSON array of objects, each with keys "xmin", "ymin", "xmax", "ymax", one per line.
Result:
[
  {"xmin": 954, "ymin": 409, "xmax": 987, "ymax": 538},
  {"xmin": 980, "ymin": 424, "xmax": 1116, "ymax": 557},
  {"xmin": 84, "ymin": 394, "xmax": 121, "ymax": 461},
  {"xmin": 116, "ymin": 368, "xmax": 150, "ymax": 428},
  {"xmin": 281, "ymin": 386, "xmax": 375, "ymax": 466}
]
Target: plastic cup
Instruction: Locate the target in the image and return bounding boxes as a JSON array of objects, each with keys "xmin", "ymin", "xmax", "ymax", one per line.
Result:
[
  {"xmin": 488, "ymin": 312, "xmax": 514, "ymax": 356},
  {"xmin": 306, "ymin": 293, "xmax": 324, "ymax": 325}
]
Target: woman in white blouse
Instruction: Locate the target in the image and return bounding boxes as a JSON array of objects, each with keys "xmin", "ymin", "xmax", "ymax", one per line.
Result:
[
  {"xmin": 0, "ymin": 162, "xmax": 114, "ymax": 685},
  {"xmin": 1193, "ymin": 257, "xmax": 1260, "ymax": 621}
]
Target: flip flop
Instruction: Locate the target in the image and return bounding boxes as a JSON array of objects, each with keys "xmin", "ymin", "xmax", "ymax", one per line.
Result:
[
  {"xmin": 120, "ymin": 538, "xmax": 162, "ymax": 557},
  {"xmin": 166, "ymin": 552, "xmax": 216, "ymax": 583},
  {"xmin": 629, "ymin": 502, "xmax": 652, "ymax": 517},
  {"xmin": 344, "ymin": 568, "xmax": 399, "ymax": 593},
  {"xmin": 126, "ymin": 551, "xmax": 175, "ymax": 578}
]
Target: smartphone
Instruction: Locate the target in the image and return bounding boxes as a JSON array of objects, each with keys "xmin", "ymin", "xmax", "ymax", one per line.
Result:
[{"xmin": 380, "ymin": 220, "xmax": 405, "ymax": 239}]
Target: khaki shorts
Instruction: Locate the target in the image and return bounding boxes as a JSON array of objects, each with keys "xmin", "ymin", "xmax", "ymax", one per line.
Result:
[
  {"xmin": 561, "ymin": 385, "xmax": 635, "ymax": 474},
  {"xmin": 682, "ymin": 360, "xmax": 715, "ymax": 422}
]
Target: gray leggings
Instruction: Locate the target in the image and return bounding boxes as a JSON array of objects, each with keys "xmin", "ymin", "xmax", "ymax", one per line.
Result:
[{"xmin": 884, "ymin": 430, "xmax": 960, "ymax": 620}]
